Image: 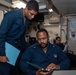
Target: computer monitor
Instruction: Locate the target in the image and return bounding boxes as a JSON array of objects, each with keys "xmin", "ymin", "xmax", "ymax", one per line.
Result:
[{"xmin": 32, "ymin": 13, "xmax": 44, "ymax": 22}]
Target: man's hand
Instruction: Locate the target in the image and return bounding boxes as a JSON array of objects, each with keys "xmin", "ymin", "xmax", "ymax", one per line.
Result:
[
  {"xmin": 36, "ymin": 69, "xmax": 52, "ymax": 75},
  {"xmin": 46, "ymin": 63, "xmax": 60, "ymax": 71},
  {"xmin": 0, "ymin": 56, "xmax": 9, "ymax": 63}
]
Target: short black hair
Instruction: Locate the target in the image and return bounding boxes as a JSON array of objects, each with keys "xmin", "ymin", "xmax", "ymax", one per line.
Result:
[
  {"xmin": 56, "ymin": 36, "xmax": 61, "ymax": 40},
  {"xmin": 26, "ymin": 0, "xmax": 39, "ymax": 11},
  {"xmin": 36, "ymin": 29, "xmax": 49, "ymax": 37}
]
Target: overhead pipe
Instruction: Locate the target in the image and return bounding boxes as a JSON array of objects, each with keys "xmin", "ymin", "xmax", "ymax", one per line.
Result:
[{"xmin": 0, "ymin": 0, "xmax": 14, "ymax": 9}]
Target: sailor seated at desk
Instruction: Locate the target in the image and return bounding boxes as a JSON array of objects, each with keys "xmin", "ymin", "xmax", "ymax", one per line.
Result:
[{"xmin": 20, "ymin": 29, "xmax": 70, "ymax": 75}]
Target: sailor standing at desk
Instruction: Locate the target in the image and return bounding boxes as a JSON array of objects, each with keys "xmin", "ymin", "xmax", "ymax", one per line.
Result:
[{"xmin": 0, "ymin": 0, "xmax": 39, "ymax": 75}]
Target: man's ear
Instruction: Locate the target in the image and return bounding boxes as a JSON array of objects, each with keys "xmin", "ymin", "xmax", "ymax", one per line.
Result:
[{"xmin": 26, "ymin": 7, "xmax": 29, "ymax": 11}]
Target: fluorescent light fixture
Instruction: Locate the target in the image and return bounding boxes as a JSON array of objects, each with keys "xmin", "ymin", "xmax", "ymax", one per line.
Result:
[
  {"xmin": 39, "ymin": 3, "xmax": 46, "ymax": 9},
  {"xmin": 43, "ymin": 23, "xmax": 51, "ymax": 26},
  {"xmin": 36, "ymin": 0, "xmax": 40, "ymax": 2},
  {"xmin": 49, "ymin": 9, "xmax": 53, "ymax": 12},
  {"xmin": 39, "ymin": 5, "xmax": 46, "ymax": 9},
  {"xmin": 12, "ymin": 1, "xmax": 26, "ymax": 9}
]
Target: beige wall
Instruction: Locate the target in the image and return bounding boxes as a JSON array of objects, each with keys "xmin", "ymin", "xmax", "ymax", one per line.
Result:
[{"xmin": 0, "ymin": 10, "xmax": 3, "ymax": 24}]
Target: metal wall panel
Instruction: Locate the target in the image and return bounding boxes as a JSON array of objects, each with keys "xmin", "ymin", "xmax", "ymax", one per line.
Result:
[{"xmin": 68, "ymin": 16, "xmax": 76, "ymax": 54}]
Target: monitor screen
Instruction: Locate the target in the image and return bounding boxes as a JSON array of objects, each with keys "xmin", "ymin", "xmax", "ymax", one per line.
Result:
[{"xmin": 32, "ymin": 13, "xmax": 44, "ymax": 22}]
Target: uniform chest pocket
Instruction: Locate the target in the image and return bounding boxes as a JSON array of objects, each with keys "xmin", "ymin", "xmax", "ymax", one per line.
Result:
[
  {"xmin": 32, "ymin": 55, "xmax": 45, "ymax": 64},
  {"xmin": 11, "ymin": 19, "xmax": 23, "ymax": 32},
  {"xmin": 14, "ymin": 19, "xmax": 22, "ymax": 29},
  {"xmin": 48, "ymin": 54, "xmax": 58, "ymax": 63}
]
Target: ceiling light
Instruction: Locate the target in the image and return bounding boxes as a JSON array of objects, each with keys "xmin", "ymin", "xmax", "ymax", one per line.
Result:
[
  {"xmin": 36, "ymin": 0, "xmax": 40, "ymax": 2},
  {"xmin": 39, "ymin": 3, "xmax": 46, "ymax": 9},
  {"xmin": 12, "ymin": 0, "xmax": 26, "ymax": 9},
  {"xmin": 49, "ymin": 9, "xmax": 53, "ymax": 12}
]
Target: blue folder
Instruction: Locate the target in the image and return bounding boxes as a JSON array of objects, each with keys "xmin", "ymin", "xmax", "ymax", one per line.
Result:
[{"xmin": 5, "ymin": 42, "xmax": 20, "ymax": 66}]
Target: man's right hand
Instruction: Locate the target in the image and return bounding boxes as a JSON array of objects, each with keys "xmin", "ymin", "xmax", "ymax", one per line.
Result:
[
  {"xmin": 36, "ymin": 69, "xmax": 52, "ymax": 75},
  {"xmin": 46, "ymin": 63, "xmax": 60, "ymax": 70},
  {"xmin": 0, "ymin": 56, "xmax": 9, "ymax": 63}
]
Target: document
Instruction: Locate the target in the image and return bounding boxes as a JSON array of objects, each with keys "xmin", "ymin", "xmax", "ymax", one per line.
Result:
[{"xmin": 5, "ymin": 42, "xmax": 20, "ymax": 66}]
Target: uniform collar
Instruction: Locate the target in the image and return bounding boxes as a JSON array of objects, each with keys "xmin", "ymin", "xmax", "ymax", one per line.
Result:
[
  {"xmin": 34, "ymin": 42, "xmax": 55, "ymax": 55},
  {"xmin": 18, "ymin": 9, "xmax": 30, "ymax": 26}
]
